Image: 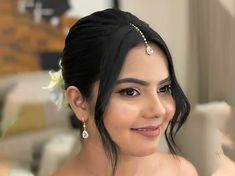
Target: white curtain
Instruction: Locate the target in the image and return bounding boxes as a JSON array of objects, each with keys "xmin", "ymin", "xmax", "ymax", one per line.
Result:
[{"xmin": 194, "ymin": 0, "xmax": 235, "ymax": 105}]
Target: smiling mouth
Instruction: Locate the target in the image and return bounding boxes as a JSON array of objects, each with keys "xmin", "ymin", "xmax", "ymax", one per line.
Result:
[{"xmin": 130, "ymin": 126, "xmax": 161, "ymax": 138}]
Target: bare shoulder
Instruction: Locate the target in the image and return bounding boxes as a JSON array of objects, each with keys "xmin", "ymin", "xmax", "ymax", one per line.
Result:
[
  {"xmin": 51, "ymin": 157, "xmax": 84, "ymax": 176},
  {"xmin": 177, "ymin": 155, "xmax": 198, "ymax": 176},
  {"xmin": 52, "ymin": 168, "xmax": 66, "ymax": 176},
  {"xmin": 157, "ymin": 153, "xmax": 198, "ymax": 176},
  {"xmin": 51, "ymin": 163, "xmax": 73, "ymax": 176}
]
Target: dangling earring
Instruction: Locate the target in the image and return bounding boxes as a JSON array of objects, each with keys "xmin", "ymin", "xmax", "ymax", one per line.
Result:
[{"xmin": 82, "ymin": 118, "xmax": 89, "ymax": 139}]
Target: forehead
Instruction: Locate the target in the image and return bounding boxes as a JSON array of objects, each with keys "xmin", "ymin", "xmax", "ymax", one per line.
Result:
[{"xmin": 118, "ymin": 44, "xmax": 169, "ymax": 81}]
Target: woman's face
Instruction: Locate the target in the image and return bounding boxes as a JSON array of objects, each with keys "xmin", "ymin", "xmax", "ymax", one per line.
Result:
[{"xmin": 102, "ymin": 44, "xmax": 175, "ymax": 157}]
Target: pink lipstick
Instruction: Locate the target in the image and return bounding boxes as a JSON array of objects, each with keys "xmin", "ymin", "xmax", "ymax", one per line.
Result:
[{"xmin": 131, "ymin": 125, "xmax": 161, "ymax": 138}]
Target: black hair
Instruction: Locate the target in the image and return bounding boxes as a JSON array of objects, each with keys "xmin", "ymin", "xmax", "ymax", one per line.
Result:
[{"xmin": 61, "ymin": 8, "xmax": 190, "ymax": 175}]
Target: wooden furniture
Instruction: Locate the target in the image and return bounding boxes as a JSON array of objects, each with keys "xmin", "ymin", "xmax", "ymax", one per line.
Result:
[{"xmin": 0, "ymin": 0, "xmax": 77, "ymax": 74}]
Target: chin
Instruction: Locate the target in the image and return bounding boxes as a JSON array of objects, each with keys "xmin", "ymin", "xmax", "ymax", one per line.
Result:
[
  {"xmin": 128, "ymin": 145, "xmax": 158, "ymax": 157},
  {"xmin": 134, "ymin": 151, "xmax": 156, "ymax": 158},
  {"xmin": 118, "ymin": 136, "xmax": 161, "ymax": 157}
]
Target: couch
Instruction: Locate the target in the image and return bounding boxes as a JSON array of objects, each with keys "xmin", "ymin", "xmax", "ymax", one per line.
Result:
[{"xmin": 176, "ymin": 101, "xmax": 235, "ymax": 176}]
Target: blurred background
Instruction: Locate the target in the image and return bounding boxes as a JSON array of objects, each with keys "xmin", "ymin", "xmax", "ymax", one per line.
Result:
[{"xmin": 0, "ymin": 0, "xmax": 234, "ymax": 175}]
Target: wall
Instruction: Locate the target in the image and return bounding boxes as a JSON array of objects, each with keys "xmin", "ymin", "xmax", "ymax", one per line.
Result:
[
  {"xmin": 120, "ymin": 0, "xmax": 198, "ymax": 105},
  {"xmin": 195, "ymin": 0, "xmax": 235, "ymax": 105},
  {"xmin": 66, "ymin": 0, "xmax": 112, "ymax": 17}
]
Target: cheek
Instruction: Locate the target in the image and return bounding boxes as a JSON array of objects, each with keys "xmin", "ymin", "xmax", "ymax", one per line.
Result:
[
  {"xmin": 104, "ymin": 101, "xmax": 138, "ymax": 127},
  {"xmin": 166, "ymin": 102, "xmax": 175, "ymax": 120},
  {"xmin": 103, "ymin": 100, "xmax": 140, "ymax": 141},
  {"xmin": 162, "ymin": 99, "xmax": 176, "ymax": 128}
]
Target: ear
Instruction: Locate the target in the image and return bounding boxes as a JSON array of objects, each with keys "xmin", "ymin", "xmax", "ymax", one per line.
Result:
[{"xmin": 66, "ymin": 86, "xmax": 89, "ymax": 122}]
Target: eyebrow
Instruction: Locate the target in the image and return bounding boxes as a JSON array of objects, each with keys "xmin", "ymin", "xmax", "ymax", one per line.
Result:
[
  {"xmin": 159, "ymin": 76, "xmax": 171, "ymax": 85},
  {"xmin": 116, "ymin": 76, "xmax": 171, "ymax": 86}
]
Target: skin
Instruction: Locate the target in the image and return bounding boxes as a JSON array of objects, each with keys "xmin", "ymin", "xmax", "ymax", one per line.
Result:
[
  {"xmin": 0, "ymin": 160, "xmax": 10, "ymax": 176},
  {"xmin": 212, "ymin": 154, "xmax": 235, "ymax": 176},
  {"xmin": 53, "ymin": 44, "xmax": 198, "ymax": 176}
]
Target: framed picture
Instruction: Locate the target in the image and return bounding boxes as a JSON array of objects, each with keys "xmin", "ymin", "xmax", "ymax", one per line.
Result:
[{"xmin": 0, "ymin": 0, "xmax": 119, "ymax": 74}]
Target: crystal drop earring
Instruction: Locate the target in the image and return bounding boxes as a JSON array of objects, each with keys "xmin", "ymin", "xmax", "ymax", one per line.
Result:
[{"xmin": 82, "ymin": 118, "xmax": 89, "ymax": 139}]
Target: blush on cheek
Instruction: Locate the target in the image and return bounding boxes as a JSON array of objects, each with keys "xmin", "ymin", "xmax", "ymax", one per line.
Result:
[{"xmin": 165, "ymin": 102, "xmax": 175, "ymax": 121}]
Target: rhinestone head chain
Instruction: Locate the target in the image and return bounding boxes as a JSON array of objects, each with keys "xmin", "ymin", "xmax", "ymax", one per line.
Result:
[{"xmin": 129, "ymin": 23, "xmax": 154, "ymax": 55}]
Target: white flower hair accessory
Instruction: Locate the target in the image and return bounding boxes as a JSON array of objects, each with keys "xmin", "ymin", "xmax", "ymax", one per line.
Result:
[{"xmin": 43, "ymin": 61, "xmax": 67, "ymax": 110}]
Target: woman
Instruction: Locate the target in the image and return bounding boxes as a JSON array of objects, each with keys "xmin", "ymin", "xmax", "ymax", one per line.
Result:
[{"xmin": 49, "ymin": 8, "xmax": 198, "ymax": 176}]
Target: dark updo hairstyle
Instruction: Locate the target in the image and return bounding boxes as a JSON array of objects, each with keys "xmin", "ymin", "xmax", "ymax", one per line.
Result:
[{"xmin": 61, "ymin": 8, "xmax": 190, "ymax": 175}]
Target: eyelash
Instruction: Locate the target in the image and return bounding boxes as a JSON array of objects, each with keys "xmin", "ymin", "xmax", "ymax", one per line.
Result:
[
  {"xmin": 157, "ymin": 85, "xmax": 172, "ymax": 94},
  {"xmin": 118, "ymin": 84, "xmax": 172, "ymax": 97},
  {"xmin": 118, "ymin": 88, "xmax": 140, "ymax": 97}
]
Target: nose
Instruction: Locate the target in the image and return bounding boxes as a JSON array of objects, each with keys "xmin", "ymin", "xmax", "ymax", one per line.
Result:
[{"xmin": 143, "ymin": 95, "xmax": 166, "ymax": 119}]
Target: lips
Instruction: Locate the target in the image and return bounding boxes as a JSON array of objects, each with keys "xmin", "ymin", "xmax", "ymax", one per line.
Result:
[{"xmin": 130, "ymin": 125, "xmax": 161, "ymax": 137}]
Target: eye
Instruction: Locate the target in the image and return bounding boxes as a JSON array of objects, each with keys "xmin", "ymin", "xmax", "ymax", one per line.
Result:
[
  {"xmin": 118, "ymin": 88, "xmax": 140, "ymax": 97},
  {"xmin": 157, "ymin": 85, "xmax": 172, "ymax": 94}
]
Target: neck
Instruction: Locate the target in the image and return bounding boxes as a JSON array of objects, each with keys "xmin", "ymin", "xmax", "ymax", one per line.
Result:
[
  {"xmin": 75, "ymin": 137, "xmax": 158, "ymax": 176},
  {"xmin": 77, "ymin": 137, "xmax": 112, "ymax": 176}
]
